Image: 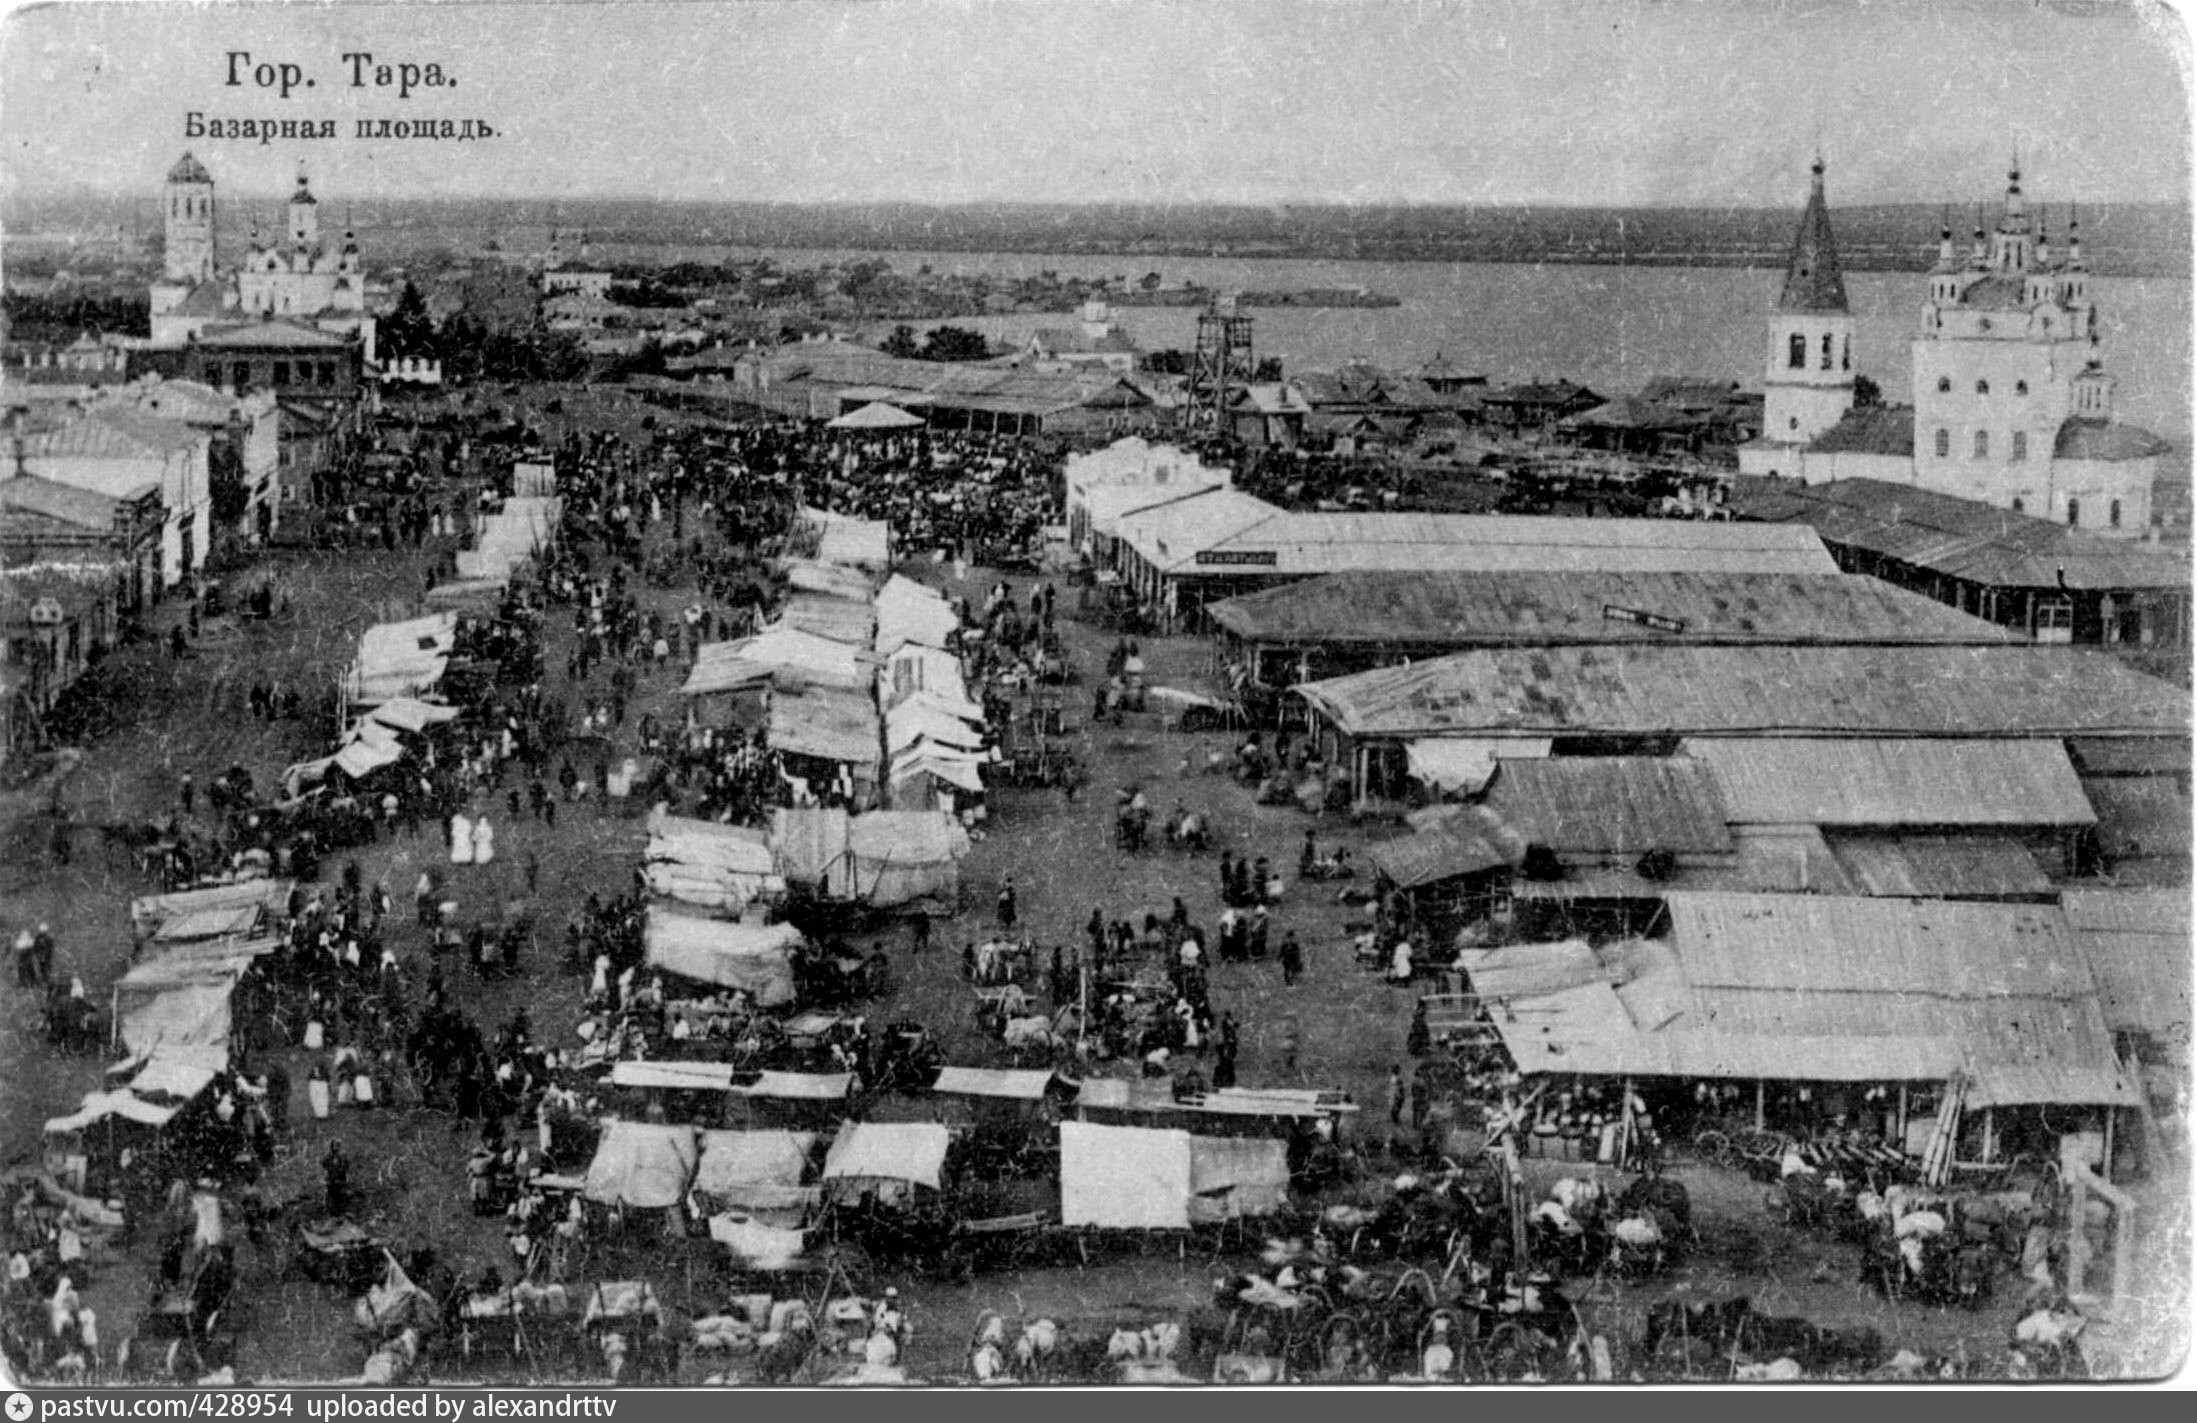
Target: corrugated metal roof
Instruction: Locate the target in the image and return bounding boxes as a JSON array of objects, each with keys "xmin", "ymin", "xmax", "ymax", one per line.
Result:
[
  {"xmin": 1660, "ymin": 893, "xmax": 2134, "ymax": 1106},
  {"xmin": 1688, "ymin": 737, "xmax": 2096, "ymax": 827},
  {"xmin": 2061, "ymin": 889, "xmax": 2191, "ymax": 1039},
  {"xmin": 1508, "ymin": 825, "xmax": 1854, "ymax": 899},
  {"xmin": 1828, "ymin": 833, "xmax": 2057, "ymax": 898},
  {"xmin": 1510, "ymin": 1027, "xmax": 1963, "ymax": 1084},
  {"xmin": 194, "ymin": 320, "xmax": 349, "ymax": 350},
  {"xmin": 1666, "ymin": 894, "xmax": 2090, "ymax": 998},
  {"xmin": 1198, "ymin": 512, "xmax": 1835, "ymax": 579},
  {"xmin": 1207, "ymin": 570, "xmax": 2009, "ymax": 648},
  {"xmin": 1728, "ymin": 476, "xmax": 2189, "ymax": 591},
  {"xmin": 1297, "ymin": 644, "xmax": 2190, "ymax": 740},
  {"xmin": 22, "ymin": 408, "xmax": 206, "ymax": 459},
  {"xmin": 1483, "ymin": 756, "xmax": 1732, "ymax": 855},
  {"xmin": 2080, "ymin": 776, "xmax": 2193, "ymax": 860},
  {"xmin": 1113, "ymin": 489, "xmax": 1280, "ymax": 572}
]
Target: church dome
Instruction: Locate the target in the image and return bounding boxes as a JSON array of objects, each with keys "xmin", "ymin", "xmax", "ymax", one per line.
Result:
[{"xmin": 168, "ymin": 151, "xmax": 213, "ymax": 184}]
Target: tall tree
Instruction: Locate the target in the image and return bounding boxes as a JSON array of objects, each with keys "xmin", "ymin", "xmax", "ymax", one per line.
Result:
[{"xmin": 379, "ymin": 281, "xmax": 436, "ymax": 362}]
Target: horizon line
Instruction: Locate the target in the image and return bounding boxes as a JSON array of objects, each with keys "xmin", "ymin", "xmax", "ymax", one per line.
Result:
[{"xmin": 9, "ymin": 188, "xmax": 2191, "ymax": 213}]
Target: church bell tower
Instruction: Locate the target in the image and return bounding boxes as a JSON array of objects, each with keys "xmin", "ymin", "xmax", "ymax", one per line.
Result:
[{"xmin": 1761, "ymin": 157, "xmax": 1857, "ymax": 449}]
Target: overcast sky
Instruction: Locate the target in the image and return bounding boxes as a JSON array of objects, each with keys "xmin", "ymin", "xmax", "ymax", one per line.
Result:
[{"xmin": 2, "ymin": 0, "xmax": 2189, "ymax": 207}]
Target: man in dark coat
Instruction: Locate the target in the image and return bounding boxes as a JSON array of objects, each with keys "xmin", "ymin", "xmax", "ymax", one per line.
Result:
[{"xmin": 323, "ymin": 1140, "xmax": 351, "ymax": 1216}]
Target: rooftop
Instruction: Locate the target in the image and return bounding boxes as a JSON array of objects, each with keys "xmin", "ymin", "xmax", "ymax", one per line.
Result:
[
  {"xmin": 1777, "ymin": 162, "xmax": 1850, "ymax": 314},
  {"xmin": 1728, "ymin": 476, "xmax": 2189, "ymax": 591},
  {"xmin": 1, "ymin": 473, "xmax": 130, "ymax": 530},
  {"xmin": 1206, "ymin": 569, "xmax": 2011, "ymax": 648},
  {"xmin": 2055, "ymin": 418, "xmax": 2172, "ymax": 463},
  {"xmin": 1804, "ymin": 405, "xmax": 1914, "ymax": 457},
  {"xmin": 1296, "ymin": 643, "xmax": 2190, "ymax": 741},
  {"xmin": 1482, "ymin": 756, "xmax": 1733, "ymax": 856}
]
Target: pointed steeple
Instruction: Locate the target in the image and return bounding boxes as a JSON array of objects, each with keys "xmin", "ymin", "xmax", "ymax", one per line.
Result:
[{"xmin": 1776, "ymin": 156, "xmax": 1849, "ymax": 313}]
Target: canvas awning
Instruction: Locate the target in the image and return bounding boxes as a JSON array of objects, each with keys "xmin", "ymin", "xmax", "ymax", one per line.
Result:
[
  {"xmin": 153, "ymin": 903, "xmax": 262, "ymax": 942},
  {"xmin": 610, "ymin": 1061, "xmax": 737, "ymax": 1093},
  {"xmin": 130, "ymin": 881, "xmax": 292, "ymax": 940},
  {"xmin": 771, "ymin": 806, "xmax": 852, "ymax": 897},
  {"xmin": 643, "ymin": 913, "xmax": 801, "ymax": 1007},
  {"xmin": 821, "ymin": 1121, "xmax": 950, "ymax": 1189},
  {"xmin": 845, "ymin": 810, "xmax": 971, "ymax": 907},
  {"xmin": 1367, "ymin": 816, "xmax": 1525, "ymax": 889},
  {"xmin": 930, "ymin": 1067, "xmax": 1058, "ymax": 1100},
  {"xmin": 364, "ymin": 697, "xmax": 461, "ymax": 733},
  {"xmin": 1060, "ymin": 1121, "xmax": 1192, "ymax": 1229},
  {"xmin": 768, "ymin": 685, "xmax": 881, "ymax": 768},
  {"xmin": 1188, "ymin": 1136, "xmax": 1291, "ymax": 1222},
  {"xmin": 117, "ymin": 983, "xmax": 236, "ymax": 1066},
  {"xmin": 1454, "ymin": 939, "xmax": 1614, "ymax": 1001},
  {"xmin": 828, "ymin": 401, "xmax": 925, "ymax": 431},
  {"xmin": 46, "ymin": 1090, "xmax": 187, "ymax": 1134},
  {"xmin": 733, "ymin": 1072, "xmax": 853, "ymax": 1102},
  {"xmin": 695, "ymin": 1130, "xmax": 818, "ymax": 1195},
  {"xmin": 582, "ymin": 1121, "xmax": 699, "ymax": 1209}
]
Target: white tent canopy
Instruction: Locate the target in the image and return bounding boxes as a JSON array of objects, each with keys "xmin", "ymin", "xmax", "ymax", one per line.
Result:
[
  {"xmin": 644, "ymin": 912, "xmax": 801, "ymax": 1007},
  {"xmin": 827, "ymin": 401, "xmax": 925, "ymax": 431},
  {"xmin": 1060, "ymin": 1121, "xmax": 1193, "ymax": 1229},
  {"xmin": 930, "ymin": 1067, "xmax": 1059, "ymax": 1100},
  {"xmin": 821, "ymin": 1121, "xmax": 950, "ymax": 1190},
  {"xmin": 695, "ymin": 1130, "xmax": 819, "ymax": 1196},
  {"xmin": 582, "ymin": 1121, "xmax": 699, "ymax": 1209},
  {"xmin": 364, "ymin": 697, "xmax": 461, "ymax": 734}
]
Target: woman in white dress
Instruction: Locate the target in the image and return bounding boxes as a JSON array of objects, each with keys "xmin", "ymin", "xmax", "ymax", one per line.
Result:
[
  {"xmin": 472, "ymin": 815, "xmax": 495, "ymax": 866},
  {"xmin": 450, "ymin": 812, "xmax": 474, "ymax": 865}
]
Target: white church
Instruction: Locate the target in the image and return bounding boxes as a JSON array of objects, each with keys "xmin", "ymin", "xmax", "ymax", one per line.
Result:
[
  {"xmin": 1739, "ymin": 159, "xmax": 2166, "ymax": 539},
  {"xmin": 148, "ymin": 153, "xmax": 378, "ymax": 362}
]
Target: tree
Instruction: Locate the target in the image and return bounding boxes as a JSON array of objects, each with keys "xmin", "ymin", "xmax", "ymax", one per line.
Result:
[
  {"xmin": 1853, "ymin": 374, "xmax": 1883, "ymax": 409},
  {"xmin": 379, "ymin": 281, "xmax": 437, "ymax": 362},
  {"xmin": 919, "ymin": 325, "xmax": 992, "ymax": 362},
  {"xmin": 881, "ymin": 324, "xmax": 922, "ymax": 359},
  {"xmin": 208, "ymin": 439, "xmax": 248, "ymax": 526}
]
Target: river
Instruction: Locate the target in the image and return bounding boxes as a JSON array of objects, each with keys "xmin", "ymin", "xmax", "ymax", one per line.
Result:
[{"xmin": 600, "ymin": 242, "xmax": 2192, "ymax": 440}]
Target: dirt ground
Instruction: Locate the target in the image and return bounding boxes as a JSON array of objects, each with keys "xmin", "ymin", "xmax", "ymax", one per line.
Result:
[{"xmin": 4, "ymin": 402, "xmax": 2188, "ymax": 1384}]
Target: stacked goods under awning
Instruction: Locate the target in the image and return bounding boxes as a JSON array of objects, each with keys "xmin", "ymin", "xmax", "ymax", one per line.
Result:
[
  {"xmin": 643, "ymin": 910, "xmax": 801, "ymax": 1008},
  {"xmin": 643, "ymin": 810, "xmax": 783, "ymax": 913},
  {"xmin": 682, "ymin": 628, "xmax": 878, "ymax": 697}
]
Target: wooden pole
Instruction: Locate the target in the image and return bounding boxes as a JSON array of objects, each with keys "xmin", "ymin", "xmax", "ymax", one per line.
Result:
[
  {"xmin": 2101, "ymin": 1108, "xmax": 2116, "ymax": 1185},
  {"xmin": 1896, "ymin": 1084, "xmax": 1909, "ymax": 1153},
  {"xmin": 1753, "ymin": 1079, "xmax": 1765, "ymax": 1132}
]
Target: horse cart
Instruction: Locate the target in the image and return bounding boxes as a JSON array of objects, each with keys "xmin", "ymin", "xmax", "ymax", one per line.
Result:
[
  {"xmin": 124, "ymin": 1241, "xmax": 237, "ymax": 1377},
  {"xmin": 295, "ymin": 1218, "xmax": 388, "ymax": 1294}
]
